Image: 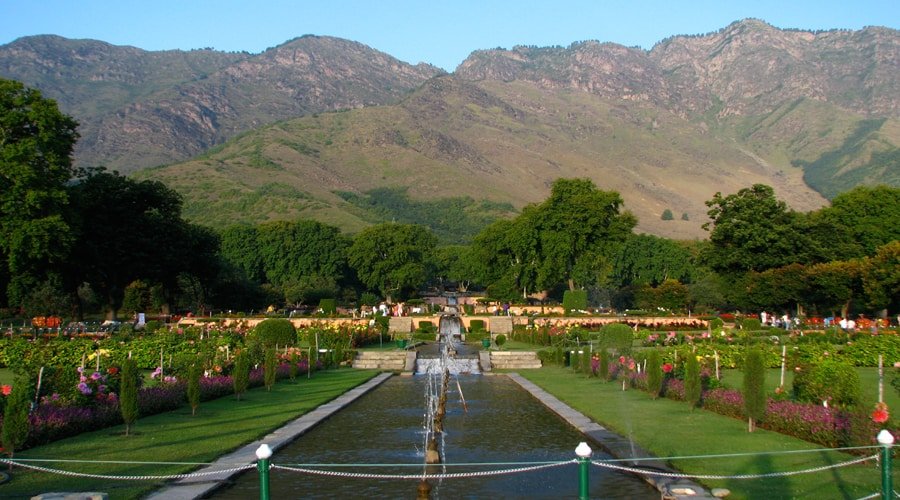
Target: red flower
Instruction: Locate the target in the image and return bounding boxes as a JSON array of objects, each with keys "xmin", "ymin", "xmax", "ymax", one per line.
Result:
[
  {"xmin": 0, "ymin": 385, "xmax": 11, "ymax": 396},
  {"xmin": 618, "ymin": 356, "xmax": 626, "ymax": 364},
  {"xmin": 662, "ymin": 363, "xmax": 673, "ymax": 373},
  {"xmin": 873, "ymin": 403, "xmax": 890, "ymax": 424},
  {"xmin": 107, "ymin": 367, "xmax": 119, "ymax": 375}
]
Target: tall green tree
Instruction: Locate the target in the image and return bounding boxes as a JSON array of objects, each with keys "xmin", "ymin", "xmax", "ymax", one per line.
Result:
[
  {"xmin": 814, "ymin": 185, "xmax": 900, "ymax": 259},
  {"xmin": 65, "ymin": 170, "xmax": 217, "ymax": 318},
  {"xmin": 0, "ymin": 79, "xmax": 79, "ymax": 306},
  {"xmin": 743, "ymin": 348, "xmax": 767, "ymax": 432},
  {"xmin": 233, "ymin": 352, "xmax": 250, "ymax": 400},
  {"xmin": 684, "ymin": 354, "xmax": 702, "ymax": 409},
  {"xmin": 347, "ymin": 223, "xmax": 437, "ymax": 303},
  {"xmin": 256, "ymin": 219, "xmax": 350, "ymax": 291},
  {"xmin": 1, "ymin": 378, "xmax": 31, "ymax": 459},
  {"xmin": 702, "ymin": 184, "xmax": 810, "ymax": 275},
  {"xmin": 120, "ymin": 358, "xmax": 139, "ymax": 436},
  {"xmin": 612, "ymin": 234, "xmax": 694, "ymax": 287},
  {"xmin": 862, "ymin": 241, "xmax": 900, "ymax": 314},
  {"xmin": 187, "ymin": 363, "xmax": 201, "ymax": 416},
  {"xmin": 534, "ymin": 179, "xmax": 636, "ymax": 291},
  {"xmin": 805, "ymin": 260, "xmax": 864, "ymax": 317}
]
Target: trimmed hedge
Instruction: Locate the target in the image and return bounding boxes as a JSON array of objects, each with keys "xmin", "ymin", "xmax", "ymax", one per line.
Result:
[
  {"xmin": 252, "ymin": 319, "xmax": 297, "ymax": 347},
  {"xmin": 597, "ymin": 323, "xmax": 634, "ymax": 354},
  {"xmin": 562, "ymin": 290, "xmax": 588, "ymax": 312}
]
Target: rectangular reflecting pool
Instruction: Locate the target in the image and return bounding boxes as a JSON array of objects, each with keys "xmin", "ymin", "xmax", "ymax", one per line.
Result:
[{"xmin": 211, "ymin": 375, "xmax": 657, "ymax": 499}]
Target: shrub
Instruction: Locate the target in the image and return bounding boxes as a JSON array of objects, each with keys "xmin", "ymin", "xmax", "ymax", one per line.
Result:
[
  {"xmin": 740, "ymin": 318, "xmax": 762, "ymax": 331},
  {"xmin": 793, "ymin": 359, "xmax": 861, "ymax": 408},
  {"xmin": 709, "ymin": 317, "xmax": 724, "ymax": 330},
  {"xmin": 495, "ymin": 334, "xmax": 506, "ymax": 350},
  {"xmin": 469, "ymin": 320, "xmax": 485, "ymax": 332},
  {"xmin": 120, "ymin": 359, "xmax": 139, "ymax": 436},
  {"xmin": 187, "ymin": 363, "xmax": 201, "ymax": 415},
  {"xmin": 252, "ymin": 319, "xmax": 297, "ymax": 347},
  {"xmin": 417, "ymin": 321, "xmax": 435, "ymax": 333},
  {"xmin": 233, "ymin": 352, "xmax": 250, "ymax": 400},
  {"xmin": 318, "ymin": 298, "xmax": 337, "ymax": 315},
  {"xmin": 562, "ymin": 290, "xmax": 588, "ymax": 313},
  {"xmin": 598, "ymin": 349, "xmax": 610, "ymax": 381},
  {"xmin": 743, "ymin": 348, "xmax": 766, "ymax": 432},
  {"xmin": 2, "ymin": 379, "xmax": 31, "ymax": 457},
  {"xmin": 645, "ymin": 350, "xmax": 663, "ymax": 398},
  {"xmin": 684, "ymin": 355, "xmax": 701, "ymax": 409},
  {"xmin": 661, "ymin": 209, "xmax": 674, "ymax": 220},
  {"xmin": 597, "ymin": 323, "xmax": 634, "ymax": 354},
  {"xmin": 264, "ymin": 348, "xmax": 277, "ymax": 391}
]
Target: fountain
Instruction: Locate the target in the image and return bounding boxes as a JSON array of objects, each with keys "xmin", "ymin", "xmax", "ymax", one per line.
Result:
[{"xmin": 211, "ymin": 313, "xmax": 657, "ymax": 498}]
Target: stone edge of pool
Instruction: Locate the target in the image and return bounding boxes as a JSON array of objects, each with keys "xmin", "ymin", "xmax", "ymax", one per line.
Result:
[{"xmin": 507, "ymin": 373, "xmax": 715, "ymax": 499}]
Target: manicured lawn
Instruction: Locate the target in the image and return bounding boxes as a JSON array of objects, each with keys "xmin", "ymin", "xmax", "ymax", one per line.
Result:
[
  {"xmin": 0, "ymin": 369, "xmax": 379, "ymax": 499},
  {"xmin": 521, "ymin": 367, "xmax": 896, "ymax": 500}
]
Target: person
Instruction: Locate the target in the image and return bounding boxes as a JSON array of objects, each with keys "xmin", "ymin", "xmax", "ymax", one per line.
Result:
[
  {"xmin": 782, "ymin": 314, "xmax": 790, "ymax": 330},
  {"xmin": 760, "ymin": 311, "xmax": 768, "ymax": 325}
]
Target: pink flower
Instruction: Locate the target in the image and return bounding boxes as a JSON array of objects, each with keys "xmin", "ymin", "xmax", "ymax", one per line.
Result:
[
  {"xmin": 618, "ymin": 356, "xmax": 626, "ymax": 364},
  {"xmin": 873, "ymin": 403, "xmax": 890, "ymax": 424}
]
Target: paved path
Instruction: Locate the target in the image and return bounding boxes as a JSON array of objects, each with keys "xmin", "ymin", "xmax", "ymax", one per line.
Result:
[
  {"xmin": 145, "ymin": 372, "xmax": 393, "ymax": 500},
  {"xmin": 507, "ymin": 373, "xmax": 715, "ymax": 499}
]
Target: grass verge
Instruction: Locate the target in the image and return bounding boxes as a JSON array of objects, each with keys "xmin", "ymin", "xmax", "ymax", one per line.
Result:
[
  {"xmin": 520, "ymin": 367, "xmax": 896, "ymax": 499},
  {"xmin": 0, "ymin": 369, "xmax": 379, "ymax": 499}
]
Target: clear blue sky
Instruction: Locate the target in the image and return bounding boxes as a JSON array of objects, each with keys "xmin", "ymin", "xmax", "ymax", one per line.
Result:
[{"xmin": 2, "ymin": 0, "xmax": 897, "ymax": 71}]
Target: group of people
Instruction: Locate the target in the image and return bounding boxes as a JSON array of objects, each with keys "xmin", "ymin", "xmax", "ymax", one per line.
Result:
[{"xmin": 759, "ymin": 311, "xmax": 799, "ymax": 330}]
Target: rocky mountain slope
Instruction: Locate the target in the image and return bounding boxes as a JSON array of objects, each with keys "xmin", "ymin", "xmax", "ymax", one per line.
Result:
[
  {"xmin": 2, "ymin": 20, "xmax": 898, "ymax": 240},
  {"xmin": 0, "ymin": 35, "xmax": 443, "ymax": 171}
]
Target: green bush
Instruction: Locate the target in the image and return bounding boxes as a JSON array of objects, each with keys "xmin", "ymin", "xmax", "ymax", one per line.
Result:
[
  {"xmin": 2, "ymin": 378, "xmax": 31, "ymax": 457},
  {"xmin": 233, "ymin": 352, "xmax": 250, "ymax": 400},
  {"xmin": 740, "ymin": 318, "xmax": 762, "ymax": 331},
  {"xmin": 562, "ymin": 290, "xmax": 588, "ymax": 313},
  {"xmin": 187, "ymin": 363, "xmax": 201, "ymax": 416},
  {"xmin": 264, "ymin": 348, "xmax": 277, "ymax": 391},
  {"xmin": 598, "ymin": 349, "xmax": 610, "ymax": 380},
  {"xmin": 646, "ymin": 350, "xmax": 663, "ymax": 398},
  {"xmin": 417, "ymin": 321, "xmax": 435, "ymax": 333},
  {"xmin": 469, "ymin": 320, "xmax": 485, "ymax": 332},
  {"xmin": 120, "ymin": 359, "xmax": 139, "ymax": 436},
  {"xmin": 743, "ymin": 348, "xmax": 767, "ymax": 431},
  {"xmin": 495, "ymin": 334, "xmax": 506, "ymax": 350},
  {"xmin": 793, "ymin": 359, "xmax": 861, "ymax": 408},
  {"xmin": 359, "ymin": 292, "xmax": 380, "ymax": 306},
  {"xmin": 252, "ymin": 319, "xmax": 297, "ymax": 347},
  {"xmin": 709, "ymin": 317, "xmax": 724, "ymax": 330},
  {"xmin": 684, "ymin": 355, "xmax": 701, "ymax": 408},
  {"xmin": 597, "ymin": 323, "xmax": 634, "ymax": 354},
  {"xmin": 318, "ymin": 298, "xmax": 337, "ymax": 315}
]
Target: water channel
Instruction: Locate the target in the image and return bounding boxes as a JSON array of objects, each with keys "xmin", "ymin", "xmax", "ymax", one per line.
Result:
[{"xmin": 212, "ymin": 375, "xmax": 657, "ymax": 498}]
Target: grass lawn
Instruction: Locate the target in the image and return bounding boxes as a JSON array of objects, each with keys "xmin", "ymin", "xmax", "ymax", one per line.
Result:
[
  {"xmin": 0, "ymin": 369, "xmax": 379, "ymax": 499},
  {"xmin": 521, "ymin": 367, "xmax": 896, "ymax": 500}
]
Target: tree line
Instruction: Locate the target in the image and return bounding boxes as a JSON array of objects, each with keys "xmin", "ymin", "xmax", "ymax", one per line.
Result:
[{"xmin": 2, "ymin": 78, "xmax": 898, "ymax": 320}]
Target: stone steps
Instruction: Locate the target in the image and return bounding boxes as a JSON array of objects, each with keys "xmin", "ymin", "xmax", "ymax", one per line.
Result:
[
  {"xmin": 352, "ymin": 351, "xmax": 409, "ymax": 371},
  {"xmin": 489, "ymin": 351, "xmax": 542, "ymax": 370}
]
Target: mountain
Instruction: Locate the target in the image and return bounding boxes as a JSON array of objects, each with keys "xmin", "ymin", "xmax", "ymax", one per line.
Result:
[
  {"xmin": 0, "ymin": 34, "xmax": 443, "ymax": 172},
  {"xmin": 3, "ymin": 20, "xmax": 898, "ymax": 240}
]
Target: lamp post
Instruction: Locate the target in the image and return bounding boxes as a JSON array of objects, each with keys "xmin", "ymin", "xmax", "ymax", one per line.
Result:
[
  {"xmin": 256, "ymin": 444, "xmax": 273, "ymax": 500},
  {"xmin": 878, "ymin": 430, "xmax": 894, "ymax": 499},
  {"xmin": 575, "ymin": 442, "xmax": 592, "ymax": 499}
]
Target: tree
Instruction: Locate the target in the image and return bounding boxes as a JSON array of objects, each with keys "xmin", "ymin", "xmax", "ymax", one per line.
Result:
[
  {"xmin": 65, "ymin": 170, "xmax": 217, "ymax": 319},
  {"xmin": 264, "ymin": 348, "xmax": 277, "ymax": 391},
  {"xmin": 1, "ymin": 378, "xmax": 31, "ymax": 460},
  {"xmin": 257, "ymin": 219, "xmax": 350, "ymax": 292},
  {"xmin": 743, "ymin": 348, "xmax": 766, "ymax": 432},
  {"xmin": 805, "ymin": 260, "xmax": 864, "ymax": 317},
  {"xmin": 233, "ymin": 352, "xmax": 250, "ymax": 400},
  {"xmin": 814, "ymin": 186, "xmax": 900, "ymax": 259},
  {"xmin": 661, "ymin": 209, "xmax": 674, "ymax": 220},
  {"xmin": 187, "ymin": 363, "xmax": 201, "ymax": 416},
  {"xmin": 120, "ymin": 358, "xmax": 139, "ymax": 436},
  {"xmin": 684, "ymin": 354, "xmax": 701, "ymax": 409},
  {"xmin": 219, "ymin": 225, "xmax": 264, "ymax": 283},
  {"xmin": 347, "ymin": 223, "xmax": 437, "ymax": 303},
  {"xmin": 0, "ymin": 79, "xmax": 79, "ymax": 306},
  {"xmin": 645, "ymin": 350, "xmax": 663, "ymax": 399},
  {"xmin": 862, "ymin": 241, "xmax": 900, "ymax": 314},
  {"xmin": 534, "ymin": 179, "xmax": 636, "ymax": 291},
  {"xmin": 702, "ymin": 184, "xmax": 811, "ymax": 275},
  {"xmin": 612, "ymin": 234, "xmax": 694, "ymax": 287}
]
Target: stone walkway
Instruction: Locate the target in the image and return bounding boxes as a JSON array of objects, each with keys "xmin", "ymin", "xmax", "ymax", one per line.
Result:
[
  {"xmin": 145, "ymin": 372, "xmax": 393, "ymax": 500},
  {"xmin": 507, "ymin": 373, "xmax": 716, "ymax": 499}
]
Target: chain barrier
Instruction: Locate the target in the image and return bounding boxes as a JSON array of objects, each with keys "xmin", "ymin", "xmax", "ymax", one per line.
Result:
[
  {"xmin": 591, "ymin": 454, "xmax": 878, "ymax": 480},
  {"xmin": 271, "ymin": 459, "xmax": 574, "ymax": 480},
  {"xmin": 0, "ymin": 459, "xmax": 254, "ymax": 481}
]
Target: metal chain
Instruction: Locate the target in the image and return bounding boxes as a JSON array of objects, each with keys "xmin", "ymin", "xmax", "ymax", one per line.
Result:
[
  {"xmin": 591, "ymin": 454, "xmax": 878, "ymax": 480},
  {"xmin": 0, "ymin": 459, "xmax": 254, "ymax": 481},
  {"xmin": 271, "ymin": 459, "xmax": 574, "ymax": 480}
]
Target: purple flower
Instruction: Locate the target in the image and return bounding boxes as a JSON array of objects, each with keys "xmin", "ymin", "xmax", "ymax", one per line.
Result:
[
  {"xmin": 77, "ymin": 382, "xmax": 92, "ymax": 395},
  {"xmin": 90, "ymin": 371, "xmax": 102, "ymax": 380}
]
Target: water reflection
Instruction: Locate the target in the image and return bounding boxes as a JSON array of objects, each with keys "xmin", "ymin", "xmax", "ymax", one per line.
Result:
[{"xmin": 212, "ymin": 376, "xmax": 656, "ymax": 499}]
